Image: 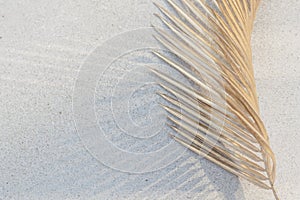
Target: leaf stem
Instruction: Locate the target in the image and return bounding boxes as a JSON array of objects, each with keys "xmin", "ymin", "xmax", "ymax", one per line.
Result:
[{"xmin": 271, "ymin": 184, "xmax": 280, "ymax": 200}]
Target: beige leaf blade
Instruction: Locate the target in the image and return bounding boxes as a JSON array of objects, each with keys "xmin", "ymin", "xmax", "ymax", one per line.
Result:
[{"xmin": 152, "ymin": 0, "xmax": 279, "ymax": 199}]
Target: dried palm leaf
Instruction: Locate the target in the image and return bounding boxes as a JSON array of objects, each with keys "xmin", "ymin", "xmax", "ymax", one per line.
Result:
[{"xmin": 152, "ymin": 0, "xmax": 279, "ymax": 199}]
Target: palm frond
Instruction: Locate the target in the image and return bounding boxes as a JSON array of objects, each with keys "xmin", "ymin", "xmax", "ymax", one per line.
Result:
[{"xmin": 152, "ymin": 0, "xmax": 279, "ymax": 199}]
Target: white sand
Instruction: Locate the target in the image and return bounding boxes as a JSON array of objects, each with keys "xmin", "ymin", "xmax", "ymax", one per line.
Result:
[{"xmin": 0, "ymin": 0, "xmax": 299, "ymax": 199}]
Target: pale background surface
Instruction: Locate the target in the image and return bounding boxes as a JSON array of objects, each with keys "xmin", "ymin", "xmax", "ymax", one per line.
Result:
[{"xmin": 0, "ymin": 0, "xmax": 299, "ymax": 200}]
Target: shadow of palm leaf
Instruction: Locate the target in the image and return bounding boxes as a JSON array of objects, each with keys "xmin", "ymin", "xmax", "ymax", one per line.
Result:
[{"xmin": 88, "ymin": 151, "xmax": 245, "ymax": 200}]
